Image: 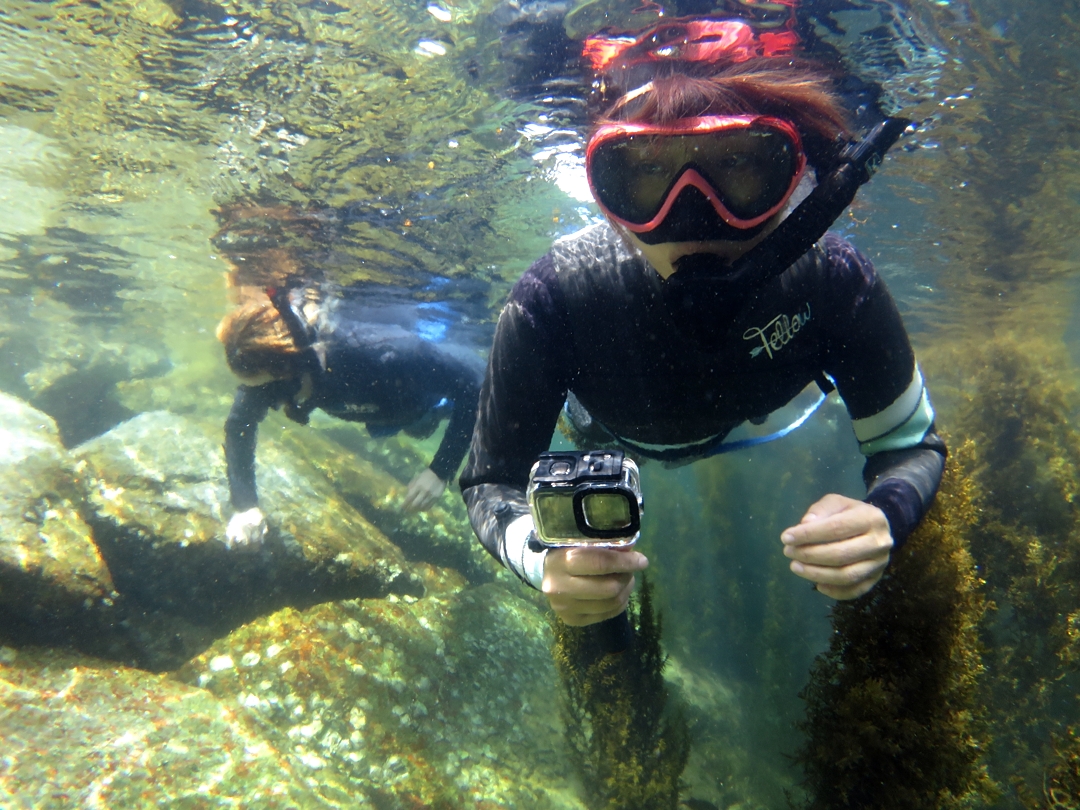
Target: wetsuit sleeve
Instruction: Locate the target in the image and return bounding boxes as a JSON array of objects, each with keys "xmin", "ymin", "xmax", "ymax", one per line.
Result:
[
  {"xmin": 223, "ymin": 382, "xmax": 292, "ymax": 511},
  {"xmin": 459, "ymin": 254, "xmax": 572, "ymax": 583},
  {"xmin": 816, "ymin": 234, "xmax": 947, "ymax": 549},
  {"xmin": 428, "ymin": 355, "xmax": 484, "ymax": 483},
  {"xmin": 862, "ymin": 434, "xmax": 947, "ymax": 550}
]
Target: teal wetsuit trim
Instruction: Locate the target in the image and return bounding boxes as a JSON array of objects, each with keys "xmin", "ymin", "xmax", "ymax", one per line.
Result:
[{"xmin": 858, "ymin": 387, "xmax": 935, "ymax": 456}]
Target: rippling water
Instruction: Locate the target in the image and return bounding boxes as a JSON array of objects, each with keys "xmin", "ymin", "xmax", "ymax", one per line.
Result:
[{"xmin": 2, "ymin": 0, "xmax": 1080, "ymax": 807}]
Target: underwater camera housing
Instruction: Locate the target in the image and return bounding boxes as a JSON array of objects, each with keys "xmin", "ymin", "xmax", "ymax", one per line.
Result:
[{"xmin": 527, "ymin": 450, "xmax": 643, "ymax": 547}]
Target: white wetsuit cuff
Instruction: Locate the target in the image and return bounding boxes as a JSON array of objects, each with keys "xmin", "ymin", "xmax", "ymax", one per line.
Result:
[{"xmin": 505, "ymin": 514, "xmax": 547, "ymax": 590}]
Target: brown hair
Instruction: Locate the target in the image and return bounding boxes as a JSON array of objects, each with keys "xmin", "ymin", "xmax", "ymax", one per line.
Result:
[
  {"xmin": 593, "ymin": 57, "xmax": 853, "ymax": 169},
  {"xmin": 215, "ymin": 298, "xmax": 302, "ymax": 379}
]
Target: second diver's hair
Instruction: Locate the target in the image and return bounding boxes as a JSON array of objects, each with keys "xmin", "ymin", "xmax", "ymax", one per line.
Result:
[{"xmin": 216, "ymin": 297, "xmax": 302, "ymax": 379}]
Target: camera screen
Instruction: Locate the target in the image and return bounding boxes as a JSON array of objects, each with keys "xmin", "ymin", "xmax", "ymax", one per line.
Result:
[{"xmin": 533, "ymin": 492, "xmax": 581, "ymax": 541}]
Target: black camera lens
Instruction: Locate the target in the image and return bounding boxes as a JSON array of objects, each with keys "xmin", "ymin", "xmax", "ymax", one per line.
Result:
[{"xmin": 581, "ymin": 492, "xmax": 633, "ymax": 531}]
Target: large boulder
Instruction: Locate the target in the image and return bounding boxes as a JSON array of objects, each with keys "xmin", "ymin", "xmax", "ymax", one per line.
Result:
[
  {"xmin": 0, "ymin": 645, "xmax": 335, "ymax": 808},
  {"xmin": 69, "ymin": 410, "xmax": 425, "ymax": 669},
  {"xmin": 279, "ymin": 418, "xmax": 503, "ymax": 585},
  {"xmin": 178, "ymin": 583, "xmax": 586, "ymax": 809},
  {"xmin": 0, "ymin": 394, "xmax": 115, "ymax": 632}
]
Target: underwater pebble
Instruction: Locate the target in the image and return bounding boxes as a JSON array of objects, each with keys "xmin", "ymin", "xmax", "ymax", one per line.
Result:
[
  {"xmin": 209, "ymin": 655, "xmax": 234, "ymax": 672},
  {"xmin": 296, "ymin": 750, "xmax": 325, "ymax": 769},
  {"xmin": 266, "ymin": 644, "xmax": 282, "ymax": 658},
  {"xmin": 427, "ymin": 3, "xmax": 451, "ymax": 22},
  {"xmin": 415, "ymin": 39, "xmax": 447, "ymax": 56},
  {"xmin": 322, "ymin": 731, "xmax": 345, "ymax": 752},
  {"xmin": 240, "ymin": 651, "xmax": 261, "ymax": 667}
]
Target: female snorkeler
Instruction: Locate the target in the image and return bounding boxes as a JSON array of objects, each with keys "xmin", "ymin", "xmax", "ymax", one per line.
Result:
[
  {"xmin": 217, "ymin": 285, "xmax": 485, "ymax": 548},
  {"xmin": 460, "ymin": 18, "xmax": 946, "ymax": 627}
]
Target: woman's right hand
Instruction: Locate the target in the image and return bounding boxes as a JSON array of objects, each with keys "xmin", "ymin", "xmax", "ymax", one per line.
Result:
[
  {"xmin": 542, "ymin": 546, "xmax": 649, "ymax": 626},
  {"xmin": 225, "ymin": 507, "xmax": 268, "ymax": 550}
]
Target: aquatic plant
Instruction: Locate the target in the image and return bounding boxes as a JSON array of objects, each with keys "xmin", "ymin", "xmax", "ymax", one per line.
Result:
[
  {"xmin": 1026, "ymin": 727, "xmax": 1080, "ymax": 810},
  {"xmin": 552, "ymin": 577, "xmax": 690, "ymax": 810},
  {"xmin": 933, "ymin": 336, "xmax": 1080, "ymax": 805},
  {"xmin": 796, "ymin": 439, "xmax": 995, "ymax": 810}
]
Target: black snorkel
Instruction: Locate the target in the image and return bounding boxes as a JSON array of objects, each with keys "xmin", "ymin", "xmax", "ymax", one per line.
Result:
[
  {"xmin": 267, "ymin": 284, "xmax": 315, "ymax": 352},
  {"xmin": 727, "ymin": 115, "xmax": 913, "ymax": 286},
  {"xmin": 661, "ymin": 116, "xmax": 911, "ymax": 345},
  {"xmin": 267, "ymin": 283, "xmax": 322, "ymax": 424}
]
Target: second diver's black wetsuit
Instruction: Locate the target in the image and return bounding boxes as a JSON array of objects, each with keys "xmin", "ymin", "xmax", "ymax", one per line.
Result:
[
  {"xmin": 460, "ymin": 222, "xmax": 946, "ymax": 588},
  {"xmin": 225, "ymin": 292, "xmax": 485, "ymax": 511}
]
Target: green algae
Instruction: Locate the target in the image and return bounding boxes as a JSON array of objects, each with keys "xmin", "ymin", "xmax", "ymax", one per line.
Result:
[
  {"xmin": 932, "ymin": 337, "xmax": 1080, "ymax": 806},
  {"xmin": 1033, "ymin": 727, "xmax": 1080, "ymax": 810},
  {"xmin": 551, "ymin": 577, "xmax": 690, "ymax": 810},
  {"xmin": 178, "ymin": 584, "xmax": 583, "ymax": 809},
  {"xmin": 0, "ymin": 646, "xmax": 332, "ymax": 809}
]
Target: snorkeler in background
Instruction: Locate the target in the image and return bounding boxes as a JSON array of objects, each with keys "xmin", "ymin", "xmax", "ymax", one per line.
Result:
[
  {"xmin": 216, "ymin": 285, "xmax": 485, "ymax": 548},
  {"xmin": 461, "ymin": 17, "xmax": 946, "ymax": 626}
]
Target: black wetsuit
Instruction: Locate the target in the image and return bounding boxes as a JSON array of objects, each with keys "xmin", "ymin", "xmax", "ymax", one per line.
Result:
[
  {"xmin": 224, "ymin": 295, "xmax": 485, "ymax": 511},
  {"xmin": 460, "ymin": 223, "xmax": 945, "ymax": 587}
]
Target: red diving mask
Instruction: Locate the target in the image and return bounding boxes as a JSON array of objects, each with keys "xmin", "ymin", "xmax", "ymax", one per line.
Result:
[{"xmin": 586, "ymin": 115, "xmax": 807, "ymax": 243}]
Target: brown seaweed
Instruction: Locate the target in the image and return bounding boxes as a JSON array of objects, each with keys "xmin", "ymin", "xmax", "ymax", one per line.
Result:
[
  {"xmin": 796, "ymin": 439, "xmax": 995, "ymax": 810},
  {"xmin": 552, "ymin": 577, "xmax": 691, "ymax": 810}
]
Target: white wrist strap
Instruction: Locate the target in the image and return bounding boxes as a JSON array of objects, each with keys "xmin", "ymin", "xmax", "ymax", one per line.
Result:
[{"xmin": 504, "ymin": 514, "xmax": 547, "ymax": 590}]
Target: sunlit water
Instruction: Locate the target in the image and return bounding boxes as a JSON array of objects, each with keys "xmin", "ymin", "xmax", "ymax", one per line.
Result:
[{"xmin": 1, "ymin": 0, "xmax": 1079, "ymax": 808}]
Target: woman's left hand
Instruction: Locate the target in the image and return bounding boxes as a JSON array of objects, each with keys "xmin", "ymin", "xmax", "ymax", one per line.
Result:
[
  {"xmin": 402, "ymin": 467, "xmax": 446, "ymax": 512},
  {"xmin": 780, "ymin": 494, "xmax": 893, "ymax": 600}
]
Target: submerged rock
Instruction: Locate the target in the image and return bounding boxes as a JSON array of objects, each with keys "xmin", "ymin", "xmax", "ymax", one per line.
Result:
[
  {"xmin": 178, "ymin": 583, "xmax": 585, "ymax": 809},
  {"xmin": 0, "ymin": 394, "xmax": 115, "ymax": 630},
  {"xmin": 0, "ymin": 645, "xmax": 333, "ymax": 808},
  {"xmin": 280, "ymin": 420, "xmax": 502, "ymax": 585},
  {"xmin": 67, "ymin": 410, "xmax": 424, "ymax": 669}
]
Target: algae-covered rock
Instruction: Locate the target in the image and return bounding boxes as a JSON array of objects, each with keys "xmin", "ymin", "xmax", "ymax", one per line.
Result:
[
  {"xmin": 178, "ymin": 583, "xmax": 586, "ymax": 809},
  {"xmin": 0, "ymin": 645, "xmax": 333, "ymax": 808},
  {"xmin": 73, "ymin": 410, "xmax": 423, "ymax": 620},
  {"xmin": 45, "ymin": 409, "xmax": 424, "ymax": 670},
  {"xmin": 0, "ymin": 394, "xmax": 115, "ymax": 623},
  {"xmin": 280, "ymin": 420, "xmax": 504, "ymax": 585}
]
